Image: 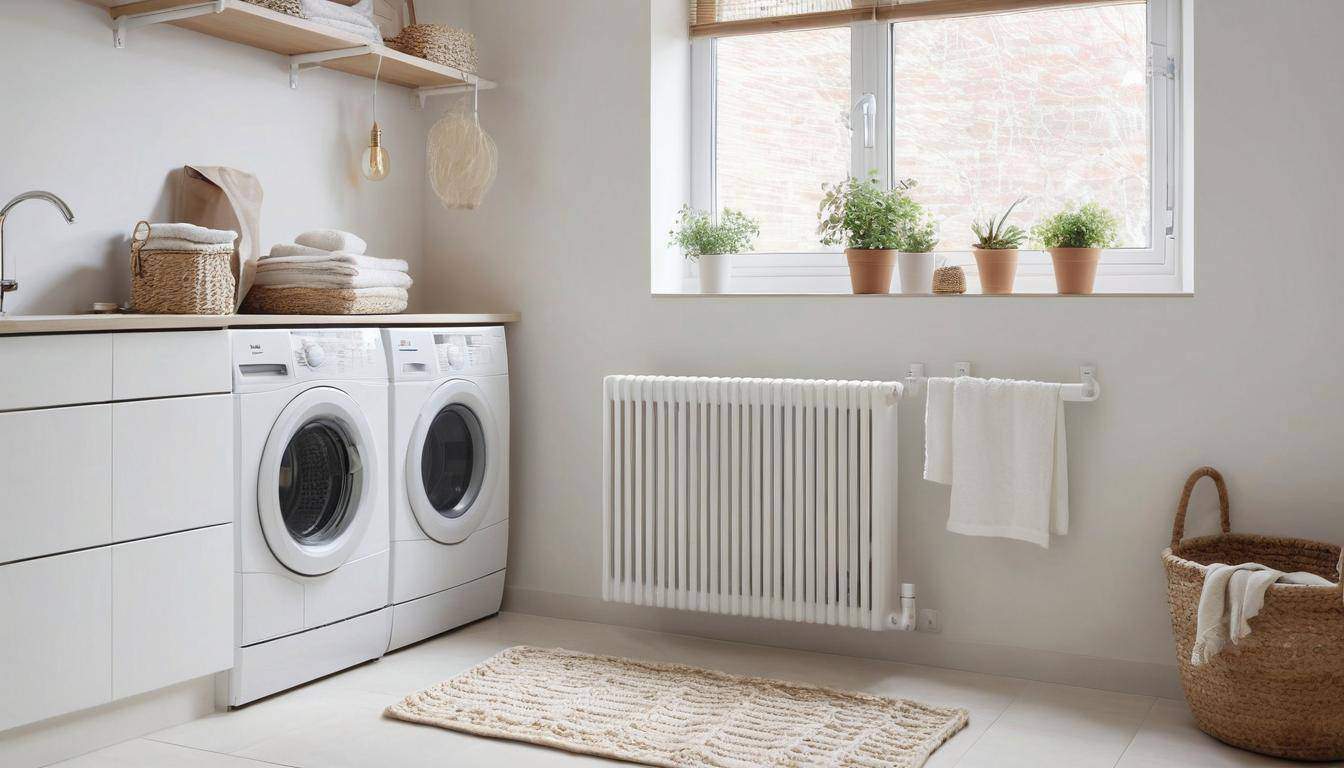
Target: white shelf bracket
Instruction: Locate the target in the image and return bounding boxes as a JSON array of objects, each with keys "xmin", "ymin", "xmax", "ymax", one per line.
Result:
[
  {"xmin": 289, "ymin": 45, "xmax": 376, "ymax": 89},
  {"xmin": 414, "ymin": 78, "xmax": 496, "ymax": 110},
  {"xmin": 113, "ymin": 0, "xmax": 227, "ymax": 49}
]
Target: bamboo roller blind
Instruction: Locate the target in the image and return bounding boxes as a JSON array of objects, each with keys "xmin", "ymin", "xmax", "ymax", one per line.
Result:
[{"xmin": 688, "ymin": 0, "xmax": 1135, "ymax": 36}]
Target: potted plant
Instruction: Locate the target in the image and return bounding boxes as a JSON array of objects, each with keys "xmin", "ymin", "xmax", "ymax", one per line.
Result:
[
  {"xmin": 818, "ymin": 175, "xmax": 924, "ymax": 294},
  {"xmin": 969, "ymin": 198, "xmax": 1027, "ymax": 294},
  {"xmin": 896, "ymin": 212, "xmax": 939, "ymax": 295},
  {"xmin": 669, "ymin": 205, "xmax": 760, "ymax": 294},
  {"xmin": 1031, "ymin": 202, "xmax": 1119, "ymax": 294}
]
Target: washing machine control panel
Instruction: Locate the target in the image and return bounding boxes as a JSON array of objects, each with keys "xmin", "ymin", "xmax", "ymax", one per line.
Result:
[
  {"xmin": 385, "ymin": 326, "xmax": 507, "ymax": 381},
  {"xmin": 288, "ymin": 330, "xmax": 384, "ymax": 379}
]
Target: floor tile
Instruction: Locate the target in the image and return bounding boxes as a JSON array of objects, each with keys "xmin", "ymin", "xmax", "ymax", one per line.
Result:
[
  {"xmin": 1115, "ymin": 698, "xmax": 1344, "ymax": 768},
  {"xmin": 50, "ymin": 739, "xmax": 284, "ymax": 768},
  {"xmin": 954, "ymin": 681, "xmax": 1155, "ymax": 768}
]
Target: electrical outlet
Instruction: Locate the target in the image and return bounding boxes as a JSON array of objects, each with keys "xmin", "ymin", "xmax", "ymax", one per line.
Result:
[{"xmin": 918, "ymin": 609, "xmax": 941, "ymax": 633}]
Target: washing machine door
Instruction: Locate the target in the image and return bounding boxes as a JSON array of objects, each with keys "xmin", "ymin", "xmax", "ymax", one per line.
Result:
[
  {"xmin": 258, "ymin": 387, "xmax": 378, "ymax": 576},
  {"xmin": 406, "ymin": 379, "xmax": 500, "ymax": 544}
]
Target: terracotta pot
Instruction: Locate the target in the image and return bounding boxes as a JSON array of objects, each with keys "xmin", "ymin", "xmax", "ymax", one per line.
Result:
[
  {"xmin": 845, "ymin": 249, "xmax": 897, "ymax": 294},
  {"xmin": 698, "ymin": 253, "xmax": 733, "ymax": 293},
  {"xmin": 896, "ymin": 251, "xmax": 936, "ymax": 295},
  {"xmin": 1048, "ymin": 247, "xmax": 1102, "ymax": 294},
  {"xmin": 971, "ymin": 248, "xmax": 1019, "ymax": 294}
]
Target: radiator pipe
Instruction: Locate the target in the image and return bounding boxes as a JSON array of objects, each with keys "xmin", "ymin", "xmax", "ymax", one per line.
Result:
[{"xmin": 892, "ymin": 583, "xmax": 917, "ymax": 631}]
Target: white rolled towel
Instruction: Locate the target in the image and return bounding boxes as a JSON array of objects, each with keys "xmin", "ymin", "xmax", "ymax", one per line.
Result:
[
  {"xmin": 144, "ymin": 222, "xmax": 237, "ymax": 245},
  {"xmin": 252, "ymin": 268, "xmax": 413, "ymax": 290},
  {"xmin": 295, "ymin": 229, "xmax": 368, "ymax": 254},
  {"xmin": 263, "ymin": 244, "xmax": 409, "ymax": 272}
]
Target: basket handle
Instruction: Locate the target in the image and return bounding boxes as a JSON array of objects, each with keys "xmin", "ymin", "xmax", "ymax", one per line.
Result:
[
  {"xmin": 1171, "ymin": 466, "xmax": 1231, "ymax": 549},
  {"xmin": 130, "ymin": 220, "xmax": 151, "ymax": 278}
]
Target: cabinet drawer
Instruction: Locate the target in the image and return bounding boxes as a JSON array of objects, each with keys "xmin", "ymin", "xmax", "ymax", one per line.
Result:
[
  {"xmin": 112, "ymin": 525, "xmax": 234, "ymax": 699},
  {"xmin": 0, "ymin": 548, "xmax": 113, "ymax": 731},
  {"xmin": 113, "ymin": 395, "xmax": 233, "ymax": 541},
  {"xmin": 0, "ymin": 404, "xmax": 113, "ymax": 563},
  {"xmin": 0, "ymin": 334, "xmax": 112, "ymax": 410},
  {"xmin": 112, "ymin": 331, "xmax": 231, "ymax": 400}
]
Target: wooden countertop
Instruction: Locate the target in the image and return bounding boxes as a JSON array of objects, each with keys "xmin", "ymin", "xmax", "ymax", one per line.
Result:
[{"xmin": 0, "ymin": 313, "xmax": 520, "ymax": 336}]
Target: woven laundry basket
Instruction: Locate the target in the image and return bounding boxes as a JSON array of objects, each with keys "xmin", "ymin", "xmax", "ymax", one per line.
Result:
[
  {"xmin": 1162, "ymin": 467, "xmax": 1344, "ymax": 761},
  {"xmin": 242, "ymin": 286, "xmax": 407, "ymax": 315},
  {"xmin": 384, "ymin": 24, "xmax": 478, "ymax": 72},
  {"xmin": 130, "ymin": 221, "xmax": 236, "ymax": 315}
]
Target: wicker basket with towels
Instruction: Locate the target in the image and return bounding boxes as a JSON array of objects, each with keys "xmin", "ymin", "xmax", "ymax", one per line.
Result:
[
  {"xmin": 1162, "ymin": 467, "xmax": 1344, "ymax": 761},
  {"xmin": 384, "ymin": 24, "xmax": 478, "ymax": 73},
  {"xmin": 130, "ymin": 221, "xmax": 237, "ymax": 315}
]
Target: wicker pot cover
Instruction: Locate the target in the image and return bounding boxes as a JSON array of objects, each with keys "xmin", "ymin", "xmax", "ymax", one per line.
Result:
[{"xmin": 1162, "ymin": 467, "xmax": 1344, "ymax": 761}]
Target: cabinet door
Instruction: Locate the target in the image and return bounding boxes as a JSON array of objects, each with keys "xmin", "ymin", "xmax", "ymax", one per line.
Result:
[
  {"xmin": 112, "ymin": 395, "xmax": 233, "ymax": 541},
  {"xmin": 112, "ymin": 525, "xmax": 234, "ymax": 699},
  {"xmin": 112, "ymin": 331, "xmax": 231, "ymax": 400},
  {"xmin": 0, "ymin": 404, "xmax": 113, "ymax": 563},
  {"xmin": 0, "ymin": 334, "xmax": 112, "ymax": 411},
  {"xmin": 0, "ymin": 548, "xmax": 112, "ymax": 731}
]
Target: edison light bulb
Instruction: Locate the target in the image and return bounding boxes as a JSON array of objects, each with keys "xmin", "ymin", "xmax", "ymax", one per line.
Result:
[{"xmin": 361, "ymin": 122, "xmax": 390, "ymax": 182}]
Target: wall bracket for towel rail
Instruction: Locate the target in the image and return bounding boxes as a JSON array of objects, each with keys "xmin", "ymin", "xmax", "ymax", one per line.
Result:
[{"xmin": 902, "ymin": 363, "xmax": 1100, "ymax": 402}]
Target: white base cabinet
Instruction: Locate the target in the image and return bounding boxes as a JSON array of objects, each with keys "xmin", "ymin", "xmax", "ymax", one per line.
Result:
[
  {"xmin": 112, "ymin": 526, "xmax": 234, "ymax": 699},
  {"xmin": 0, "ymin": 548, "xmax": 113, "ymax": 732}
]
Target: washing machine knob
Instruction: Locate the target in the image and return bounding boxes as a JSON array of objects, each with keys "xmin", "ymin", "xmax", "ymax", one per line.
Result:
[
  {"xmin": 447, "ymin": 344, "xmax": 465, "ymax": 368},
  {"xmin": 304, "ymin": 341, "xmax": 326, "ymax": 368}
]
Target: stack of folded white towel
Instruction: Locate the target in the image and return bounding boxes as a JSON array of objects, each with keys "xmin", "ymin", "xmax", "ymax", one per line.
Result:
[
  {"xmin": 300, "ymin": 0, "xmax": 383, "ymax": 45},
  {"xmin": 138, "ymin": 222, "xmax": 237, "ymax": 252},
  {"xmin": 251, "ymin": 229, "xmax": 411, "ymax": 312}
]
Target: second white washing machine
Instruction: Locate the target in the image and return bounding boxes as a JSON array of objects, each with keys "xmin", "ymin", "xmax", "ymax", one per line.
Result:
[{"xmin": 383, "ymin": 326, "xmax": 509, "ymax": 650}]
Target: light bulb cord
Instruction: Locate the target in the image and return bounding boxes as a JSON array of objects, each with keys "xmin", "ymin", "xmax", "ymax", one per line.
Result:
[{"xmin": 372, "ymin": 55, "xmax": 382, "ymax": 122}]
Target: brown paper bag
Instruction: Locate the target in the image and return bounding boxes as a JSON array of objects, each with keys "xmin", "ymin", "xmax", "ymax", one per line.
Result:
[{"xmin": 176, "ymin": 166, "xmax": 263, "ymax": 309}]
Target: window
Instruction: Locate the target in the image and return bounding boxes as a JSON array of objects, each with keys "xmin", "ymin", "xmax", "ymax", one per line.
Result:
[{"xmin": 688, "ymin": 0, "xmax": 1182, "ymax": 293}]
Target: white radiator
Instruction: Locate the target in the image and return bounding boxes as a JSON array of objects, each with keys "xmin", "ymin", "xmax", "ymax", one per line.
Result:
[{"xmin": 602, "ymin": 375, "xmax": 900, "ymax": 630}]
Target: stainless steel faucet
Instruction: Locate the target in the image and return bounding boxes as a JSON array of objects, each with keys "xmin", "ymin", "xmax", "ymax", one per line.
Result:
[{"xmin": 0, "ymin": 191, "xmax": 76, "ymax": 316}]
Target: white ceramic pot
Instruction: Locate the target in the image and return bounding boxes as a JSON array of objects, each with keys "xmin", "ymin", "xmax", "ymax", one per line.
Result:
[
  {"xmin": 896, "ymin": 252, "xmax": 936, "ymax": 295},
  {"xmin": 698, "ymin": 253, "xmax": 733, "ymax": 294}
]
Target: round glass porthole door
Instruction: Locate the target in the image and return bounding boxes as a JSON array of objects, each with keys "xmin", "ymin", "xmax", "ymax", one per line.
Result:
[
  {"xmin": 259, "ymin": 388, "xmax": 377, "ymax": 576},
  {"xmin": 407, "ymin": 380, "xmax": 499, "ymax": 544}
]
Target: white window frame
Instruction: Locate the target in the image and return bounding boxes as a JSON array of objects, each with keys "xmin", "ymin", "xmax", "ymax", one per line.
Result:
[{"xmin": 687, "ymin": 0, "xmax": 1183, "ymax": 294}]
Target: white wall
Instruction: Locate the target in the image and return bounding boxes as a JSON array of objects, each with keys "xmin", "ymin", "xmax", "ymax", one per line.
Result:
[
  {"xmin": 1, "ymin": 0, "xmax": 428, "ymax": 314},
  {"xmin": 416, "ymin": 0, "xmax": 1344, "ymax": 694}
]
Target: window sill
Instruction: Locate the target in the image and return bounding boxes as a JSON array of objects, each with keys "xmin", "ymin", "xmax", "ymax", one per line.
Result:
[{"xmin": 653, "ymin": 291, "xmax": 1194, "ymax": 298}]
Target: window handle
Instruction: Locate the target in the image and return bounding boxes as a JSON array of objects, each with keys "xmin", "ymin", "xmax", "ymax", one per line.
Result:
[{"xmin": 850, "ymin": 93, "xmax": 876, "ymax": 149}]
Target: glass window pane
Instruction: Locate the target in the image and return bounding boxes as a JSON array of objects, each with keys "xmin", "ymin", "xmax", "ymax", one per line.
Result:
[
  {"xmin": 889, "ymin": 4, "xmax": 1150, "ymax": 250},
  {"xmin": 716, "ymin": 27, "xmax": 851, "ymax": 254}
]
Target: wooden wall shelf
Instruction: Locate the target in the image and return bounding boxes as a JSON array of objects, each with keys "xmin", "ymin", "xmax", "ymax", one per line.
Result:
[{"xmin": 108, "ymin": 0, "xmax": 495, "ymax": 95}]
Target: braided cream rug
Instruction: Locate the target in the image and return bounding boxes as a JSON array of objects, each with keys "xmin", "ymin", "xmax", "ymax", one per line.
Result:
[{"xmin": 384, "ymin": 646, "xmax": 968, "ymax": 767}]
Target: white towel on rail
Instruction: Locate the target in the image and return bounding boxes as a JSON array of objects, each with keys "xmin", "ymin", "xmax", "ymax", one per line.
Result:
[
  {"xmin": 294, "ymin": 229, "xmax": 368, "ymax": 255},
  {"xmin": 923, "ymin": 376, "xmax": 955, "ymax": 484},
  {"xmin": 1192, "ymin": 562, "xmax": 1333, "ymax": 666},
  {"xmin": 927, "ymin": 377, "xmax": 1068, "ymax": 548},
  {"xmin": 251, "ymin": 268, "xmax": 412, "ymax": 290}
]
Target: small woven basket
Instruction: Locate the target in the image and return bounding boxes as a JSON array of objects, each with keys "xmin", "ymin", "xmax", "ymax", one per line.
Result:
[
  {"xmin": 385, "ymin": 24, "xmax": 478, "ymax": 73},
  {"xmin": 1162, "ymin": 467, "xmax": 1344, "ymax": 761},
  {"xmin": 932, "ymin": 266, "xmax": 966, "ymax": 294},
  {"xmin": 242, "ymin": 286, "xmax": 407, "ymax": 315},
  {"xmin": 130, "ymin": 221, "xmax": 236, "ymax": 315},
  {"xmin": 240, "ymin": 0, "xmax": 305, "ymax": 17}
]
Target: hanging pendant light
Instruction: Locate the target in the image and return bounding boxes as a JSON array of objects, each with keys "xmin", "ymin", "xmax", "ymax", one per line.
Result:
[{"xmin": 361, "ymin": 57, "xmax": 390, "ymax": 182}]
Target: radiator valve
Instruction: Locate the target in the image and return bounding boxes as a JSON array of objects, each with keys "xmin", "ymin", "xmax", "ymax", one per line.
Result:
[{"xmin": 892, "ymin": 583, "xmax": 917, "ymax": 631}]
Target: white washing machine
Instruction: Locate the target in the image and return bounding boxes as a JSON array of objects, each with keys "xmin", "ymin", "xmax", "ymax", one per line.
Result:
[
  {"xmin": 383, "ymin": 326, "xmax": 508, "ymax": 650},
  {"xmin": 228, "ymin": 329, "xmax": 391, "ymax": 705}
]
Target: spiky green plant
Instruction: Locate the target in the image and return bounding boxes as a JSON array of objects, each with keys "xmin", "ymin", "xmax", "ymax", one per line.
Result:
[
  {"xmin": 1031, "ymin": 202, "xmax": 1120, "ymax": 249},
  {"xmin": 669, "ymin": 206, "xmax": 760, "ymax": 260},
  {"xmin": 970, "ymin": 197, "xmax": 1028, "ymax": 250}
]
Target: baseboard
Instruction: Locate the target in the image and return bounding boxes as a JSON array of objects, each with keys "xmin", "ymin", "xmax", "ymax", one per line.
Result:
[
  {"xmin": 502, "ymin": 587, "xmax": 1183, "ymax": 700},
  {"xmin": 0, "ymin": 676, "xmax": 217, "ymax": 768}
]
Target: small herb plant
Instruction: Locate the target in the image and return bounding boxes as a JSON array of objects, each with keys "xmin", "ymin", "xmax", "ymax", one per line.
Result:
[
  {"xmin": 971, "ymin": 197, "xmax": 1028, "ymax": 250},
  {"xmin": 1031, "ymin": 202, "xmax": 1120, "ymax": 249},
  {"xmin": 669, "ymin": 206, "xmax": 760, "ymax": 260},
  {"xmin": 818, "ymin": 174, "xmax": 933, "ymax": 251}
]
